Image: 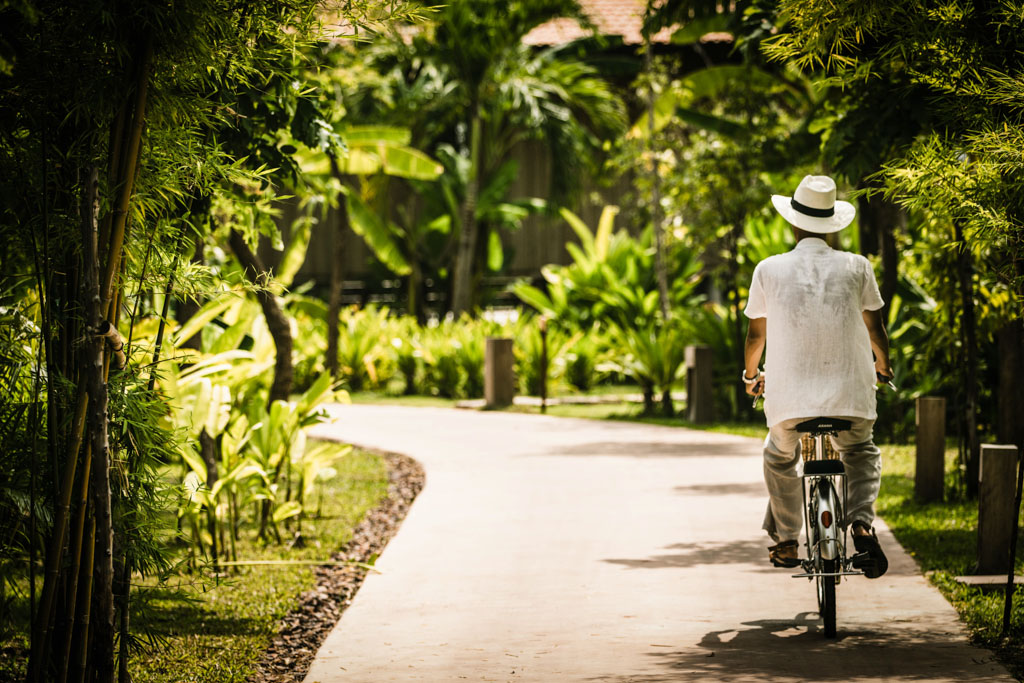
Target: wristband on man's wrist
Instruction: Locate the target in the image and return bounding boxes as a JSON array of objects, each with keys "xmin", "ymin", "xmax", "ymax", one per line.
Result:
[{"xmin": 741, "ymin": 369, "xmax": 762, "ymax": 385}]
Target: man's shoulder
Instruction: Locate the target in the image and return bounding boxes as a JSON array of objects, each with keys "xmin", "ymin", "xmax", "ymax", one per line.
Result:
[
  {"xmin": 756, "ymin": 251, "xmax": 789, "ymax": 270},
  {"xmin": 832, "ymin": 250, "xmax": 872, "ymax": 271}
]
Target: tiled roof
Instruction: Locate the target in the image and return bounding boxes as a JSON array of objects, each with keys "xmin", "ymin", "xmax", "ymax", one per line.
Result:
[{"xmin": 523, "ymin": 0, "xmax": 675, "ymax": 46}]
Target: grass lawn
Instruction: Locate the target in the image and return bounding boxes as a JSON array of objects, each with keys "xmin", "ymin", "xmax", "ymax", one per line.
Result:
[
  {"xmin": 877, "ymin": 444, "xmax": 1024, "ymax": 678},
  {"xmin": 0, "ymin": 447, "xmax": 389, "ymax": 683},
  {"xmin": 129, "ymin": 447, "xmax": 388, "ymax": 683}
]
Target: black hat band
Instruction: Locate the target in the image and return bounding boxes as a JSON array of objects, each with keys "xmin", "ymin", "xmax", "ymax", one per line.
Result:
[{"xmin": 791, "ymin": 198, "xmax": 835, "ymax": 218}]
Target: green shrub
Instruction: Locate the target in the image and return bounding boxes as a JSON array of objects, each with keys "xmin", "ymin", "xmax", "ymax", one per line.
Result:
[
  {"xmin": 336, "ymin": 305, "xmax": 393, "ymax": 392},
  {"xmin": 430, "ymin": 351, "xmax": 463, "ymax": 398}
]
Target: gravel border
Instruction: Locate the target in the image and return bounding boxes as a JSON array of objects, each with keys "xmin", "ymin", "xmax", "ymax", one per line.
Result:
[{"xmin": 248, "ymin": 450, "xmax": 425, "ymax": 683}]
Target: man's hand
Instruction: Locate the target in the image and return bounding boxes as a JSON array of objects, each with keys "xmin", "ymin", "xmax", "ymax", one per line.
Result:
[
  {"xmin": 743, "ymin": 370, "xmax": 764, "ymax": 397},
  {"xmin": 875, "ymin": 364, "xmax": 894, "ymax": 384}
]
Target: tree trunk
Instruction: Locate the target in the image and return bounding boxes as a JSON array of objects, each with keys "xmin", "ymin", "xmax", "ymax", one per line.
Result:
[
  {"xmin": 645, "ymin": 31, "xmax": 671, "ymax": 320},
  {"xmin": 450, "ymin": 106, "xmax": 481, "ymax": 317},
  {"xmin": 199, "ymin": 429, "xmax": 219, "ymax": 568},
  {"xmin": 327, "ymin": 197, "xmax": 348, "ymax": 379},
  {"xmin": 80, "ymin": 167, "xmax": 116, "ymax": 683},
  {"xmin": 407, "ymin": 258, "xmax": 422, "ymax": 322},
  {"xmin": 661, "ymin": 389, "xmax": 674, "ymax": 417},
  {"xmin": 954, "ymin": 220, "xmax": 981, "ymax": 497},
  {"xmin": 642, "ymin": 383, "xmax": 655, "ymax": 416},
  {"xmin": 228, "ymin": 230, "xmax": 293, "ymax": 405}
]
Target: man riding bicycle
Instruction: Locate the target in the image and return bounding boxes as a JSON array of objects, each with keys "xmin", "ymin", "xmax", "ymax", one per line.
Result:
[{"xmin": 742, "ymin": 175, "xmax": 893, "ymax": 577}]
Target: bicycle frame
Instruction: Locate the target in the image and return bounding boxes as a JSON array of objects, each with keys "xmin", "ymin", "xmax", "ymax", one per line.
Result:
[
  {"xmin": 792, "ymin": 433, "xmax": 862, "ymax": 580},
  {"xmin": 802, "ymin": 434, "xmax": 846, "ymax": 564}
]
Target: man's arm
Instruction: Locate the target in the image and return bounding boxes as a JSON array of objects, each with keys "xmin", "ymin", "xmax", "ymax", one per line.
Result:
[
  {"xmin": 862, "ymin": 309, "xmax": 893, "ymax": 380},
  {"xmin": 744, "ymin": 317, "xmax": 766, "ymax": 396}
]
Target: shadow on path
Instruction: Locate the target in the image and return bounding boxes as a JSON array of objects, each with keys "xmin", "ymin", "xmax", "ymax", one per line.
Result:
[
  {"xmin": 544, "ymin": 441, "xmax": 757, "ymax": 459},
  {"xmin": 592, "ymin": 613, "xmax": 1002, "ymax": 682},
  {"xmin": 604, "ymin": 538, "xmax": 773, "ymax": 571},
  {"xmin": 673, "ymin": 482, "xmax": 766, "ymax": 498}
]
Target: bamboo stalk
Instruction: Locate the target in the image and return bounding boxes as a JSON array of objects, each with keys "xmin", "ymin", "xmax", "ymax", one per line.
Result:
[
  {"xmin": 98, "ymin": 95, "xmax": 130, "ymax": 262},
  {"xmin": 58, "ymin": 443, "xmax": 93, "ymax": 683},
  {"xmin": 97, "ymin": 321, "xmax": 126, "ymax": 371},
  {"xmin": 117, "ymin": 555, "xmax": 130, "ymax": 683},
  {"xmin": 28, "ymin": 311, "xmax": 90, "ymax": 681},
  {"xmin": 70, "ymin": 515, "xmax": 95, "ymax": 683},
  {"xmin": 80, "ymin": 163, "xmax": 116, "ymax": 683},
  {"xmin": 101, "ymin": 38, "xmax": 153, "ymax": 320}
]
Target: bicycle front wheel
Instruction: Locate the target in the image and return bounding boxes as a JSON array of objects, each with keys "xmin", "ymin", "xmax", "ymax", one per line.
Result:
[{"xmin": 817, "ymin": 558, "xmax": 837, "ymax": 638}]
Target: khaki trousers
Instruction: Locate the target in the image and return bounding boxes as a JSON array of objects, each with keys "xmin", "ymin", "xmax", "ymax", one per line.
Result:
[{"xmin": 762, "ymin": 416, "xmax": 881, "ymax": 543}]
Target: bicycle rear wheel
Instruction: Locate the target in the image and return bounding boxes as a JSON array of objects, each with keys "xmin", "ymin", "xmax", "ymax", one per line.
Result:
[{"xmin": 817, "ymin": 558, "xmax": 837, "ymax": 638}]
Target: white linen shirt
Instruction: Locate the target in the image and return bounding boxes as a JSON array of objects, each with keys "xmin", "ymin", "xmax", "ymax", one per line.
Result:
[{"xmin": 744, "ymin": 238, "xmax": 885, "ymax": 427}]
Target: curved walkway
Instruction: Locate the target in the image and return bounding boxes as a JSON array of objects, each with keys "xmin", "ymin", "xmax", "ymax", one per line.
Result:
[{"xmin": 305, "ymin": 404, "xmax": 1011, "ymax": 682}]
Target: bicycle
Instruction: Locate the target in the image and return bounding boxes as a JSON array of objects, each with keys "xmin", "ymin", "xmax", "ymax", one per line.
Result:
[
  {"xmin": 751, "ymin": 376, "xmax": 893, "ymax": 638},
  {"xmin": 789, "ymin": 416, "xmax": 872, "ymax": 638}
]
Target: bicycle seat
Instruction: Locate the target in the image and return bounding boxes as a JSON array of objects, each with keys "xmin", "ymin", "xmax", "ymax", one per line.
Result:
[{"xmin": 795, "ymin": 417, "xmax": 853, "ymax": 434}]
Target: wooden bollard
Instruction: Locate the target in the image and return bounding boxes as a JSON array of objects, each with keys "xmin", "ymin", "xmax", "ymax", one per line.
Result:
[
  {"xmin": 915, "ymin": 397, "xmax": 946, "ymax": 502},
  {"xmin": 485, "ymin": 338, "xmax": 515, "ymax": 409},
  {"xmin": 977, "ymin": 444, "xmax": 1020, "ymax": 574},
  {"xmin": 685, "ymin": 345, "xmax": 713, "ymax": 424}
]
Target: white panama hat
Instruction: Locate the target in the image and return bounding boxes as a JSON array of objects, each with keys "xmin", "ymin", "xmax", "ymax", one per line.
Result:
[{"xmin": 770, "ymin": 175, "xmax": 856, "ymax": 234}]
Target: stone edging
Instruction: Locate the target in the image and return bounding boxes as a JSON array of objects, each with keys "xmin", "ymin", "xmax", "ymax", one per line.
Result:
[{"xmin": 247, "ymin": 450, "xmax": 425, "ymax": 682}]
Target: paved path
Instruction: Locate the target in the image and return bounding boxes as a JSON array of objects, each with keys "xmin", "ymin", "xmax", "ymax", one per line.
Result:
[{"xmin": 305, "ymin": 405, "xmax": 1012, "ymax": 682}]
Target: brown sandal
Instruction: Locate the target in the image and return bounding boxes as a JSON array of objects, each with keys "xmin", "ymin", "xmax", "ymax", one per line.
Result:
[{"xmin": 768, "ymin": 540, "xmax": 801, "ymax": 568}]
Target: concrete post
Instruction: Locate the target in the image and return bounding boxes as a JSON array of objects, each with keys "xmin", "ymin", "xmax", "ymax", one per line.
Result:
[
  {"xmin": 485, "ymin": 338, "xmax": 515, "ymax": 409},
  {"xmin": 978, "ymin": 444, "xmax": 1020, "ymax": 574},
  {"xmin": 685, "ymin": 345, "xmax": 713, "ymax": 424},
  {"xmin": 915, "ymin": 397, "xmax": 946, "ymax": 502}
]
